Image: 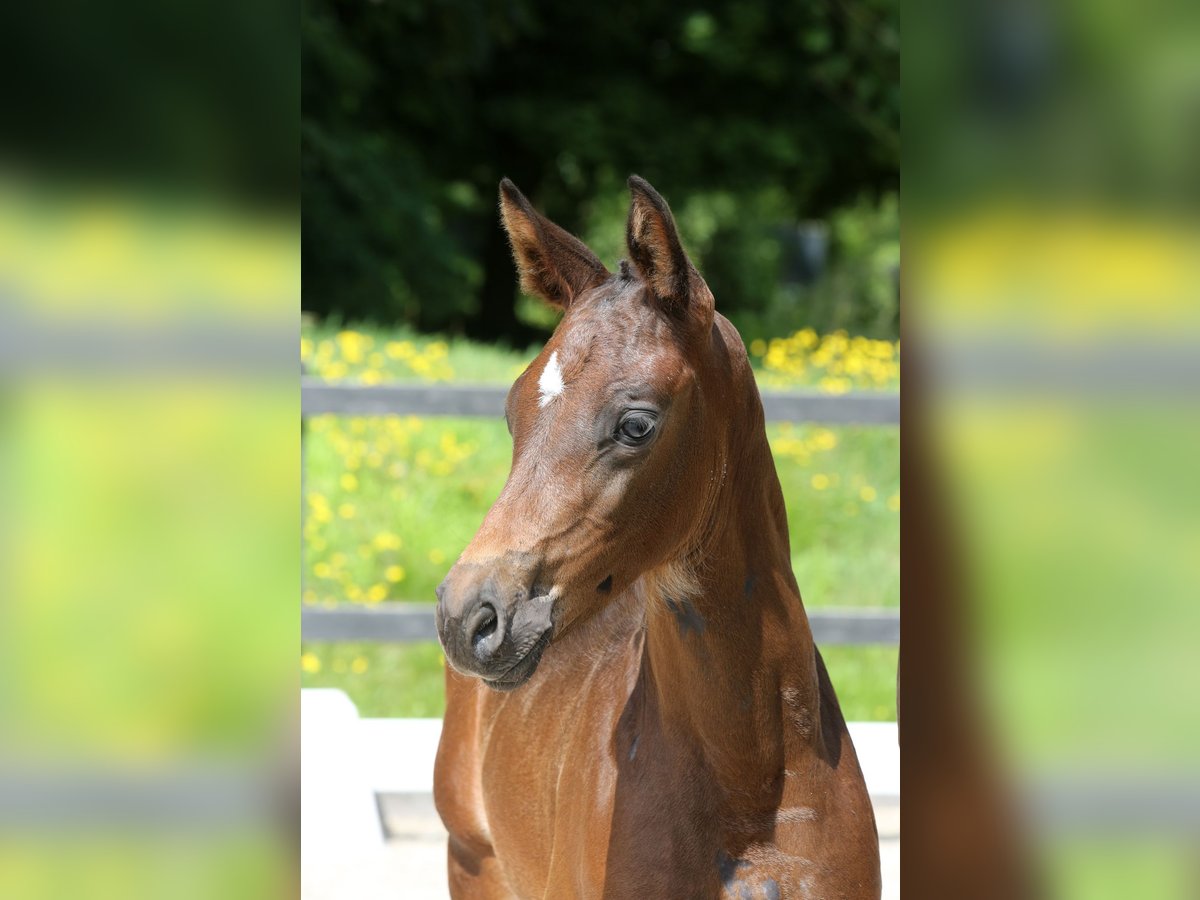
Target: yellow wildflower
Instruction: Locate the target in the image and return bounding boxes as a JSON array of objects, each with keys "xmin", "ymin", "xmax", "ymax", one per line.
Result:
[
  {"xmin": 308, "ymin": 493, "xmax": 333, "ymax": 524},
  {"xmin": 313, "ymin": 562, "xmax": 332, "ymax": 579},
  {"xmin": 336, "ymin": 330, "xmax": 367, "ymax": 364},
  {"xmin": 351, "ymin": 657, "xmax": 369, "ymax": 674},
  {"xmin": 811, "ymin": 474, "xmax": 830, "ymax": 491},
  {"xmin": 859, "ymin": 486, "xmax": 877, "ymax": 503},
  {"xmin": 366, "ymin": 584, "xmax": 387, "ymax": 604},
  {"xmin": 812, "ymin": 429, "xmax": 838, "ymax": 451},
  {"xmin": 386, "ymin": 340, "xmax": 414, "ymax": 360},
  {"xmin": 301, "ymin": 653, "xmax": 321, "ymax": 674},
  {"xmin": 385, "ymin": 565, "xmax": 406, "ymax": 583},
  {"xmin": 887, "ymin": 494, "xmax": 901, "ymax": 512},
  {"xmin": 340, "ymin": 473, "xmax": 358, "ymax": 492},
  {"xmin": 373, "ymin": 532, "xmax": 402, "ymax": 551}
]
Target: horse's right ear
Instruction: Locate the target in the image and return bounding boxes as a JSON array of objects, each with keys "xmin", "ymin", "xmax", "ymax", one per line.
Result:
[
  {"xmin": 499, "ymin": 179, "xmax": 609, "ymax": 310},
  {"xmin": 625, "ymin": 176, "xmax": 711, "ymax": 325}
]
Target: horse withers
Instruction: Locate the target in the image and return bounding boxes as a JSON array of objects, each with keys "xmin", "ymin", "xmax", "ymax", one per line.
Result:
[{"xmin": 433, "ymin": 176, "xmax": 881, "ymax": 899}]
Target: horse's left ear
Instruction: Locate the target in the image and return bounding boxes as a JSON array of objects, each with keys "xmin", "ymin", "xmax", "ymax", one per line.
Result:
[{"xmin": 625, "ymin": 176, "xmax": 713, "ymax": 326}]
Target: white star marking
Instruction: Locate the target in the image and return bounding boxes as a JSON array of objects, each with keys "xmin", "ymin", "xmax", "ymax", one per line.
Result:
[{"xmin": 538, "ymin": 350, "xmax": 565, "ymax": 408}]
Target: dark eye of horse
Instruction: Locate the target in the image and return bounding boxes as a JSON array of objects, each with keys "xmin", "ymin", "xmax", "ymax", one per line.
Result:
[{"xmin": 616, "ymin": 412, "xmax": 656, "ymax": 445}]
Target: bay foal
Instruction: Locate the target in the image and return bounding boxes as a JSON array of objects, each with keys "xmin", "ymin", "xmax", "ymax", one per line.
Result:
[{"xmin": 434, "ymin": 177, "xmax": 881, "ymax": 899}]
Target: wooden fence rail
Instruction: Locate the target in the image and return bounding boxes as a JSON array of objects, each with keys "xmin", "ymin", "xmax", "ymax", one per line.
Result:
[{"xmin": 301, "ymin": 379, "xmax": 900, "ymax": 424}]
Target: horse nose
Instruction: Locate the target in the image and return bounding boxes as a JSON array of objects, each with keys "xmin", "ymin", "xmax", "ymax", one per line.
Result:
[
  {"xmin": 462, "ymin": 596, "xmax": 505, "ymax": 663},
  {"xmin": 437, "ymin": 573, "xmax": 512, "ymax": 674}
]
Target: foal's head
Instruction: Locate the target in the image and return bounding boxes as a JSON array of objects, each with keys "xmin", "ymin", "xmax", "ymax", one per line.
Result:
[{"xmin": 436, "ymin": 176, "xmax": 737, "ymax": 689}]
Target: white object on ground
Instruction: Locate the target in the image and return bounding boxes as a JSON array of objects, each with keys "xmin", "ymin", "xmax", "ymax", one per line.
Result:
[{"xmin": 301, "ymin": 689, "xmax": 385, "ymax": 854}]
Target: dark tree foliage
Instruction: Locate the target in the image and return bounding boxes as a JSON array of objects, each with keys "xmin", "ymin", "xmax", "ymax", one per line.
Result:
[
  {"xmin": 302, "ymin": 0, "xmax": 898, "ymax": 342},
  {"xmin": 1, "ymin": 1, "xmax": 296, "ymax": 208}
]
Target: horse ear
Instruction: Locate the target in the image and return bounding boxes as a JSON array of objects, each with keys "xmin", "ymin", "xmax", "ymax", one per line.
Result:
[
  {"xmin": 499, "ymin": 178, "xmax": 609, "ymax": 310},
  {"xmin": 625, "ymin": 176, "xmax": 711, "ymax": 322}
]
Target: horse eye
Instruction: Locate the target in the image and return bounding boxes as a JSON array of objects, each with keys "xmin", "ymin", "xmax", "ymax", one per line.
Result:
[{"xmin": 616, "ymin": 412, "xmax": 656, "ymax": 445}]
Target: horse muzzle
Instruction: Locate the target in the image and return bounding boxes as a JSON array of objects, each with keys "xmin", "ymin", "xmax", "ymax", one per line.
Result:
[{"xmin": 435, "ymin": 561, "xmax": 556, "ymax": 690}]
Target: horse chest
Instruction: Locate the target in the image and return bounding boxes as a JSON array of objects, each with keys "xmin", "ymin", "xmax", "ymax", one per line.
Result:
[
  {"xmin": 474, "ymin": 677, "xmax": 730, "ymax": 896},
  {"xmin": 476, "ymin": 670, "xmax": 629, "ymax": 846}
]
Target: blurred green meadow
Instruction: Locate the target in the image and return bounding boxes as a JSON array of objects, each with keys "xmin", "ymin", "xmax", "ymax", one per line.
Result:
[{"xmin": 301, "ymin": 323, "xmax": 899, "ymax": 721}]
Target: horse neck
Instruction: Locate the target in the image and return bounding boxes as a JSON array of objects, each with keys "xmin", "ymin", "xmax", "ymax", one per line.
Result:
[{"xmin": 637, "ymin": 382, "xmax": 823, "ymax": 799}]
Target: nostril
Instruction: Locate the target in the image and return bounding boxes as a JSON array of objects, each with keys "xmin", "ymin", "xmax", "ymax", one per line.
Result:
[{"xmin": 469, "ymin": 602, "xmax": 499, "ymax": 653}]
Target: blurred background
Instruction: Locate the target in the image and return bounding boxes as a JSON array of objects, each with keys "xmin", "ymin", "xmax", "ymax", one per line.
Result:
[
  {"xmin": 0, "ymin": 1, "xmax": 297, "ymax": 898},
  {"xmin": 906, "ymin": 0, "xmax": 1200, "ymax": 897}
]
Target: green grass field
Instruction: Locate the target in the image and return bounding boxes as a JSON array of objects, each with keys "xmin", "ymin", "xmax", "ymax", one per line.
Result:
[{"xmin": 301, "ymin": 323, "xmax": 899, "ymax": 721}]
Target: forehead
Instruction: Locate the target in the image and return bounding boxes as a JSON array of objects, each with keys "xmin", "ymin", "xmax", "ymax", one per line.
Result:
[{"xmin": 514, "ymin": 275, "xmax": 690, "ymax": 410}]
